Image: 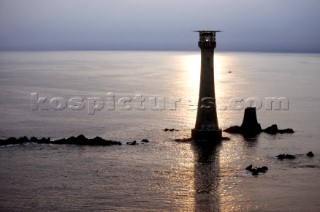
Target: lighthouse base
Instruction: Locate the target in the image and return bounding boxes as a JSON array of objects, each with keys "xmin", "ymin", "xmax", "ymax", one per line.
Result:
[{"xmin": 191, "ymin": 129, "xmax": 222, "ymax": 141}]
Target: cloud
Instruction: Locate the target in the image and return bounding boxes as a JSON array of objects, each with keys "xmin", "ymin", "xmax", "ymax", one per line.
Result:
[{"xmin": 0, "ymin": 0, "xmax": 319, "ymax": 52}]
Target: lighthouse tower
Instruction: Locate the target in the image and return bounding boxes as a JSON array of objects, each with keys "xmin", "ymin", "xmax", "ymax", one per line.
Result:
[{"xmin": 192, "ymin": 31, "xmax": 222, "ymax": 141}]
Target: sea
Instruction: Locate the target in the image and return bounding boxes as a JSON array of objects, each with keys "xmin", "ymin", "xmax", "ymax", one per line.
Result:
[{"xmin": 0, "ymin": 51, "xmax": 319, "ymax": 211}]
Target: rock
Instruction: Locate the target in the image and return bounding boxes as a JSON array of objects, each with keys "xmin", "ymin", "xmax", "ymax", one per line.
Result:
[
  {"xmin": 0, "ymin": 137, "xmax": 17, "ymax": 145},
  {"xmin": 278, "ymin": 128, "xmax": 294, "ymax": 134},
  {"xmin": 224, "ymin": 108, "xmax": 294, "ymax": 136},
  {"xmin": 257, "ymin": 166, "xmax": 268, "ymax": 173},
  {"xmin": 30, "ymin": 137, "xmax": 38, "ymax": 143},
  {"xmin": 0, "ymin": 135, "xmax": 123, "ymax": 146},
  {"xmin": 18, "ymin": 136, "xmax": 29, "ymax": 143},
  {"xmin": 245, "ymin": 164, "xmax": 253, "ymax": 171},
  {"xmin": 77, "ymin": 134, "xmax": 87, "ymax": 142},
  {"xmin": 174, "ymin": 137, "xmax": 192, "ymax": 142},
  {"xmin": 245, "ymin": 165, "xmax": 268, "ymax": 175},
  {"xmin": 65, "ymin": 136, "xmax": 76, "ymax": 144},
  {"xmin": 223, "ymin": 126, "xmax": 242, "ymax": 134},
  {"xmin": 263, "ymin": 124, "xmax": 279, "ymax": 134},
  {"xmin": 127, "ymin": 141, "xmax": 137, "ymax": 145},
  {"xmin": 91, "ymin": 136, "xmax": 122, "ymax": 146},
  {"xmin": 164, "ymin": 128, "xmax": 179, "ymax": 132},
  {"xmin": 41, "ymin": 137, "xmax": 50, "ymax": 143},
  {"xmin": 240, "ymin": 107, "xmax": 262, "ymax": 135},
  {"xmin": 263, "ymin": 124, "xmax": 294, "ymax": 134},
  {"xmin": 53, "ymin": 138, "xmax": 66, "ymax": 144},
  {"xmin": 224, "ymin": 108, "xmax": 262, "ymax": 136},
  {"xmin": 276, "ymin": 154, "xmax": 296, "ymax": 160},
  {"xmin": 307, "ymin": 151, "xmax": 314, "ymax": 157},
  {"xmin": 252, "ymin": 170, "xmax": 259, "ymax": 176},
  {"xmin": 141, "ymin": 139, "xmax": 149, "ymax": 143},
  {"xmin": 53, "ymin": 136, "xmax": 122, "ymax": 146}
]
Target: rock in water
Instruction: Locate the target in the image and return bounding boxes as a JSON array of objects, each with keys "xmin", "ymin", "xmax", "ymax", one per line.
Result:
[
  {"xmin": 245, "ymin": 164, "xmax": 253, "ymax": 171},
  {"xmin": 263, "ymin": 124, "xmax": 279, "ymax": 134},
  {"xmin": 264, "ymin": 125, "xmax": 294, "ymax": 134},
  {"xmin": 127, "ymin": 141, "xmax": 137, "ymax": 145},
  {"xmin": 245, "ymin": 164, "xmax": 269, "ymax": 176},
  {"xmin": 307, "ymin": 151, "xmax": 314, "ymax": 157},
  {"xmin": 224, "ymin": 126, "xmax": 242, "ymax": 134},
  {"xmin": 278, "ymin": 128, "xmax": 294, "ymax": 134},
  {"xmin": 276, "ymin": 154, "xmax": 296, "ymax": 160},
  {"xmin": 240, "ymin": 107, "xmax": 262, "ymax": 135},
  {"xmin": 252, "ymin": 170, "xmax": 259, "ymax": 176}
]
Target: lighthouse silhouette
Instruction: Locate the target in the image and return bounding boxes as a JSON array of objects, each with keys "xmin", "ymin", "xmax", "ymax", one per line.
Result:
[{"xmin": 191, "ymin": 30, "xmax": 222, "ymax": 141}]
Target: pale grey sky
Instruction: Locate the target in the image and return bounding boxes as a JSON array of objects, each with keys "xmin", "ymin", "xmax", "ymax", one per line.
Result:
[{"xmin": 0, "ymin": 0, "xmax": 319, "ymax": 52}]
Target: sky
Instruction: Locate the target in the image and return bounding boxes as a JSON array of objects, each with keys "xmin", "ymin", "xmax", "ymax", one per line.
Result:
[{"xmin": 0, "ymin": 0, "xmax": 319, "ymax": 52}]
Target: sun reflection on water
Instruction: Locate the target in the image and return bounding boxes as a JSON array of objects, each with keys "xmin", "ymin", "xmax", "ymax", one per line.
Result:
[
  {"xmin": 176, "ymin": 52, "xmax": 251, "ymax": 211},
  {"xmin": 179, "ymin": 52, "xmax": 228, "ymax": 99},
  {"xmin": 174, "ymin": 52, "xmax": 229, "ymax": 128},
  {"xmin": 181, "ymin": 53, "xmax": 201, "ymax": 95}
]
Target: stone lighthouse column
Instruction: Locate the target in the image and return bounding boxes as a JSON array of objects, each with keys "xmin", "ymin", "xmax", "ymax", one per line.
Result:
[{"xmin": 191, "ymin": 31, "xmax": 222, "ymax": 141}]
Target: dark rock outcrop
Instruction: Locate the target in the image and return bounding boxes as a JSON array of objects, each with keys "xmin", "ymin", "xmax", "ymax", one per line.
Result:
[
  {"xmin": 174, "ymin": 137, "xmax": 192, "ymax": 142},
  {"xmin": 263, "ymin": 124, "xmax": 294, "ymax": 134},
  {"xmin": 126, "ymin": 141, "xmax": 137, "ymax": 145},
  {"xmin": 224, "ymin": 107, "xmax": 262, "ymax": 136},
  {"xmin": 0, "ymin": 136, "xmax": 51, "ymax": 146},
  {"xmin": 0, "ymin": 135, "xmax": 122, "ymax": 146},
  {"xmin": 307, "ymin": 151, "xmax": 314, "ymax": 157},
  {"xmin": 164, "ymin": 128, "xmax": 179, "ymax": 132},
  {"xmin": 52, "ymin": 135, "xmax": 122, "ymax": 146},
  {"xmin": 174, "ymin": 137, "xmax": 230, "ymax": 142},
  {"xmin": 0, "ymin": 135, "xmax": 154, "ymax": 146},
  {"xmin": 224, "ymin": 126, "xmax": 242, "ymax": 134},
  {"xmin": 223, "ymin": 107, "xmax": 294, "ymax": 136},
  {"xmin": 245, "ymin": 164, "xmax": 269, "ymax": 176},
  {"xmin": 276, "ymin": 154, "xmax": 296, "ymax": 160},
  {"xmin": 240, "ymin": 107, "xmax": 262, "ymax": 135}
]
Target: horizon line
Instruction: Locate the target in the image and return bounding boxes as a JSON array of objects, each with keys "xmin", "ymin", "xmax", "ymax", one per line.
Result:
[{"xmin": 1, "ymin": 49, "xmax": 319, "ymax": 54}]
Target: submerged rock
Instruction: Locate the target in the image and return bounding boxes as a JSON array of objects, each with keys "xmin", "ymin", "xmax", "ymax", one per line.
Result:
[
  {"xmin": 278, "ymin": 128, "xmax": 295, "ymax": 134},
  {"xmin": 0, "ymin": 135, "xmax": 122, "ymax": 146},
  {"xmin": 53, "ymin": 135, "xmax": 122, "ymax": 146},
  {"xmin": 174, "ymin": 137, "xmax": 192, "ymax": 142},
  {"xmin": 224, "ymin": 126, "xmax": 242, "ymax": 134},
  {"xmin": 263, "ymin": 124, "xmax": 294, "ymax": 134},
  {"xmin": 251, "ymin": 170, "xmax": 259, "ymax": 176},
  {"xmin": 245, "ymin": 164, "xmax": 253, "ymax": 171},
  {"xmin": 245, "ymin": 164, "xmax": 269, "ymax": 176},
  {"xmin": 126, "ymin": 141, "xmax": 137, "ymax": 145},
  {"xmin": 263, "ymin": 124, "xmax": 278, "ymax": 134},
  {"xmin": 276, "ymin": 154, "xmax": 296, "ymax": 160},
  {"xmin": 164, "ymin": 128, "xmax": 179, "ymax": 132},
  {"xmin": 0, "ymin": 136, "xmax": 52, "ymax": 145},
  {"xmin": 257, "ymin": 166, "xmax": 269, "ymax": 173},
  {"xmin": 307, "ymin": 151, "xmax": 314, "ymax": 157}
]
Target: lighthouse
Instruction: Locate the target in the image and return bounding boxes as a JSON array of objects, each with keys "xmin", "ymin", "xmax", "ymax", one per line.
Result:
[{"xmin": 191, "ymin": 30, "xmax": 222, "ymax": 141}]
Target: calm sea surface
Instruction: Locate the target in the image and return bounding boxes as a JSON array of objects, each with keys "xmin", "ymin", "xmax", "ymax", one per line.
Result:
[{"xmin": 0, "ymin": 51, "xmax": 319, "ymax": 211}]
